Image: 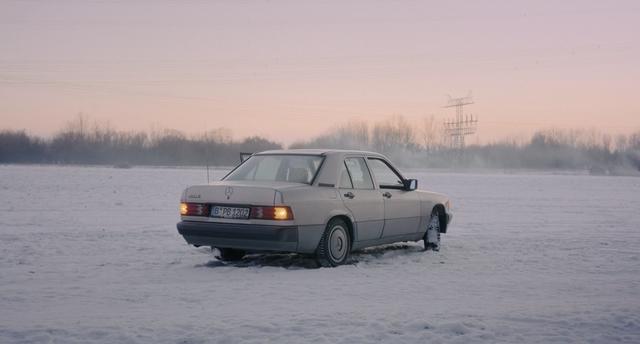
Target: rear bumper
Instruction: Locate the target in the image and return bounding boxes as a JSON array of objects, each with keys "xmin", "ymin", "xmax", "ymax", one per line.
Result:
[{"xmin": 177, "ymin": 221, "xmax": 299, "ymax": 252}]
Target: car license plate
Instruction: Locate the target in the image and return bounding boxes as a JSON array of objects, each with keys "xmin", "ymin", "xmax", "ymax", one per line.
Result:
[{"xmin": 211, "ymin": 206, "xmax": 250, "ymax": 219}]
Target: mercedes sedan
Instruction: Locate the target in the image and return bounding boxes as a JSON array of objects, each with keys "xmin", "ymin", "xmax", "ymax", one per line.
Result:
[{"xmin": 177, "ymin": 149, "xmax": 452, "ymax": 266}]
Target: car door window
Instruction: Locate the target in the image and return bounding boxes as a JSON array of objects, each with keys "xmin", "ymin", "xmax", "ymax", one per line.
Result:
[
  {"xmin": 367, "ymin": 158, "xmax": 404, "ymax": 188},
  {"xmin": 338, "ymin": 162, "xmax": 353, "ymax": 189},
  {"xmin": 344, "ymin": 158, "xmax": 374, "ymax": 189}
]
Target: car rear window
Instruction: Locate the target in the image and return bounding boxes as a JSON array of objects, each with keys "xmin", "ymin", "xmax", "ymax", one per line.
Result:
[{"xmin": 225, "ymin": 155, "xmax": 324, "ymax": 184}]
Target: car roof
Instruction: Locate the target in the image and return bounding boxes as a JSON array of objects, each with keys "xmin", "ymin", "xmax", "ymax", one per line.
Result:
[{"xmin": 255, "ymin": 149, "xmax": 386, "ymax": 158}]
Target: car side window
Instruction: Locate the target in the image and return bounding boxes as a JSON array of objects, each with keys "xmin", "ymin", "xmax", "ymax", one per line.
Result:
[
  {"xmin": 338, "ymin": 162, "xmax": 353, "ymax": 189},
  {"xmin": 344, "ymin": 158, "xmax": 374, "ymax": 189},
  {"xmin": 367, "ymin": 158, "xmax": 404, "ymax": 188}
]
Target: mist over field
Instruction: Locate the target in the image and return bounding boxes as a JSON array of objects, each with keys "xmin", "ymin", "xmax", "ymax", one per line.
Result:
[{"xmin": 2, "ymin": 115, "xmax": 640, "ymax": 175}]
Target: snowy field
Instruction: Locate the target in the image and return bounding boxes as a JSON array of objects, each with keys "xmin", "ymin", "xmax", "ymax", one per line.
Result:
[{"xmin": 1, "ymin": 165, "xmax": 639, "ymax": 343}]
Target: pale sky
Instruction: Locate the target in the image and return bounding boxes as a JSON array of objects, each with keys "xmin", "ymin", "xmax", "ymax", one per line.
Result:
[{"xmin": 1, "ymin": 0, "xmax": 639, "ymax": 145}]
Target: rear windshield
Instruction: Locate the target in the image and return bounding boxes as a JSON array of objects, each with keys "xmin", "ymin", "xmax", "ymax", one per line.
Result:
[{"xmin": 224, "ymin": 155, "xmax": 324, "ymax": 184}]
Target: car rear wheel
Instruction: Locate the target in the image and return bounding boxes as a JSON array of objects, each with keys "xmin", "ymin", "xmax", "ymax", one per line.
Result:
[
  {"xmin": 316, "ymin": 218, "xmax": 351, "ymax": 267},
  {"xmin": 216, "ymin": 247, "xmax": 246, "ymax": 261},
  {"xmin": 424, "ymin": 210, "xmax": 441, "ymax": 251}
]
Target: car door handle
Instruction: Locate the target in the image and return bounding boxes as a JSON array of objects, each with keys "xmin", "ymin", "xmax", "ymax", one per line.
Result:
[
  {"xmin": 383, "ymin": 192, "xmax": 392, "ymax": 199},
  {"xmin": 344, "ymin": 191, "xmax": 355, "ymax": 199}
]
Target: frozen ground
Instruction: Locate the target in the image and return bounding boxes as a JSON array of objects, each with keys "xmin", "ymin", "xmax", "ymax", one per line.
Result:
[{"xmin": 0, "ymin": 165, "xmax": 639, "ymax": 343}]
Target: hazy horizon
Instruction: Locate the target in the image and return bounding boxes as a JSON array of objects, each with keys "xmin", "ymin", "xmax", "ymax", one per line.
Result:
[{"xmin": 1, "ymin": 0, "xmax": 639, "ymax": 145}]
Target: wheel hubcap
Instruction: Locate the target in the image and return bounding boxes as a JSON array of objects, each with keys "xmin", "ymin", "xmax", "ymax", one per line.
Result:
[{"xmin": 329, "ymin": 226, "xmax": 347, "ymax": 261}]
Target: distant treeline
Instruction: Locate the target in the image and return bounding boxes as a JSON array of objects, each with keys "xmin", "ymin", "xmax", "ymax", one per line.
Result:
[
  {"xmin": 291, "ymin": 116, "xmax": 640, "ymax": 175},
  {"xmin": 2, "ymin": 115, "xmax": 640, "ymax": 174},
  {"xmin": 0, "ymin": 117, "xmax": 281, "ymax": 166}
]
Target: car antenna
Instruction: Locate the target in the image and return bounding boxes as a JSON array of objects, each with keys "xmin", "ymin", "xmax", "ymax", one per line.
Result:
[
  {"xmin": 206, "ymin": 161, "xmax": 210, "ymax": 184},
  {"xmin": 205, "ymin": 138, "xmax": 211, "ymax": 184}
]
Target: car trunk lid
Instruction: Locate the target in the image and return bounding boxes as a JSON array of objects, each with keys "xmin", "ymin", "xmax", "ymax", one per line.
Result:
[{"xmin": 184, "ymin": 181, "xmax": 303, "ymax": 205}]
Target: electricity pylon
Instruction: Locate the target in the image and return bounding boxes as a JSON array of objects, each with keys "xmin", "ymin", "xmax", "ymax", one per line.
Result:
[{"xmin": 443, "ymin": 93, "xmax": 477, "ymax": 151}]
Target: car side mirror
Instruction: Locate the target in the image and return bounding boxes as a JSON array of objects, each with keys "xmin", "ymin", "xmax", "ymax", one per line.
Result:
[{"xmin": 404, "ymin": 179, "xmax": 418, "ymax": 191}]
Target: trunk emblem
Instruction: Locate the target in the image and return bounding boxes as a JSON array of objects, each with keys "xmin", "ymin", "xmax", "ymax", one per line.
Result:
[{"xmin": 224, "ymin": 186, "xmax": 234, "ymax": 199}]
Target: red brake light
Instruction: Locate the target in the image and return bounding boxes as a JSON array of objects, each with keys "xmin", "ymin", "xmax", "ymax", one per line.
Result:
[
  {"xmin": 180, "ymin": 202, "xmax": 210, "ymax": 216},
  {"xmin": 250, "ymin": 206, "xmax": 293, "ymax": 220}
]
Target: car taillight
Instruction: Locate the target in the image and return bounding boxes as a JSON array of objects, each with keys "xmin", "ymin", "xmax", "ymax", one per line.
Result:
[
  {"xmin": 180, "ymin": 202, "xmax": 210, "ymax": 216},
  {"xmin": 250, "ymin": 206, "xmax": 293, "ymax": 220}
]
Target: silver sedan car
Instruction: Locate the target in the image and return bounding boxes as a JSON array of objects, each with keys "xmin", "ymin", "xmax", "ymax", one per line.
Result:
[{"xmin": 177, "ymin": 149, "xmax": 452, "ymax": 266}]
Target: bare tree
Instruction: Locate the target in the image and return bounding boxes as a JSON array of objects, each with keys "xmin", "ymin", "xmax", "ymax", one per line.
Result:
[
  {"xmin": 420, "ymin": 115, "xmax": 442, "ymax": 151},
  {"xmin": 372, "ymin": 115, "xmax": 415, "ymax": 154}
]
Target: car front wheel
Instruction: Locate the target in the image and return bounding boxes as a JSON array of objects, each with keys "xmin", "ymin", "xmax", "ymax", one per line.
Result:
[
  {"xmin": 424, "ymin": 210, "xmax": 441, "ymax": 251},
  {"xmin": 316, "ymin": 218, "xmax": 351, "ymax": 267}
]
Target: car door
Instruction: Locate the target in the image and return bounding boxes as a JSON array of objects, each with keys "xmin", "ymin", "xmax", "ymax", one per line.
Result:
[
  {"xmin": 366, "ymin": 158, "xmax": 421, "ymax": 238},
  {"xmin": 338, "ymin": 157, "xmax": 384, "ymax": 241}
]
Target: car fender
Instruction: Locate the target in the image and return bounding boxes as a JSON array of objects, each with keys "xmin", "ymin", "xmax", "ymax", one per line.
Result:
[
  {"xmin": 415, "ymin": 190, "xmax": 452, "ymax": 233},
  {"xmin": 323, "ymin": 208, "xmax": 355, "ymax": 230}
]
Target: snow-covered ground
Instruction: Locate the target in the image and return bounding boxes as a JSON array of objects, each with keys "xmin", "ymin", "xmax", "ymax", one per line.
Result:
[{"xmin": 1, "ymin": 165, "xmax": 639, "ymax": 343}]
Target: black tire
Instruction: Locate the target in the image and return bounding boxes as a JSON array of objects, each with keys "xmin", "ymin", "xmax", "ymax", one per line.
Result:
[
  {"xmin": 424, "ymin": 209, "xmax": 441, "ymax": 252},
  {"xmin": 316, "ymin": 218, "xmax": 351, "ymax": 267},
  {"xmin": 216, "ymin": 247, "xmax": 246, "ymax": 261}
]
